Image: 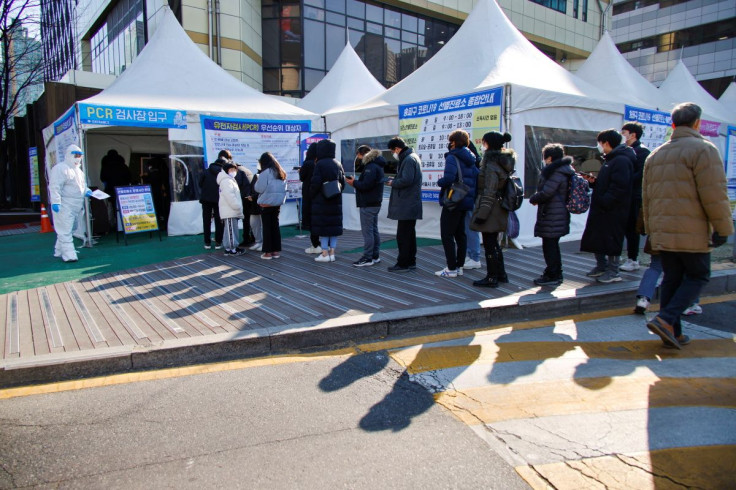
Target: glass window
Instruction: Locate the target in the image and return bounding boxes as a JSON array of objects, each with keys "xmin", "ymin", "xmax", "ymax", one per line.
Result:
[
  {"xmin": 385, "ymin": 26, "xmax": 400, "ymax": 39},
  {"xmin": 348, "ymin": 18, "xmax": 364, "ymax": 31},
  {"xmin": 304, "ymin": 0, "xmax": 324, "ymax": 8},
  {"xmin": 402, "ymin": 31, "xmax": 417, "ymax": 44},
  {"xmin": 326, "ymin": 24, "xmax": 345, "ymax": 68},
  {"xmin": 304, "ymin": 19, "xmax": 325, "ymax": 69},
  {"xmin": 262, "ymin": 19, "xmax": 280, "ymax": 67},
  {"xmin": 402, "ymin": 14, "xmax": 418, "ymax": 33},
  {"xmin": 347, "ymin": 0, "xmax": 364, "ymax": 18},
  {"xmin": 326, "ymin": 11, "xmax": 345, "ymax": 26},
  {"xmin": 281, "ymin": 3, "xmax": 300, "ymax": 17},
  {"xmin": 304, "ymin": 6, "xmax": 325, "ymax": 21},
  {"xmin": 385, "ymin": 9, "xmax": 400, "ymax": 29},
  {"xmin": 385, "ymin": 37, "xmax": 401, "ymax": 84},
  {"xmin": 366, "ymin": 4, "xmax": 382, "ymax": 24},
  {"xmin": 305, "ymin": 68, "xmax": 325, "ymax": 91},
  {"xmin": 366, "ymin": 22, "xmax": 381, "ymax": 35},
  {"xmin": 325, "ymin": 0, "xmax": 345, "ymax": 14},
  {"xmin": 263, "ymin": 69, "xmax": 280, "ymax": 93}
]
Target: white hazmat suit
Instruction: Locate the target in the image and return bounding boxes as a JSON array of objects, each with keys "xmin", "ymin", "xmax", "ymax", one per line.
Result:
[{"xmin": 48, "ymin": 144, "xmax": 91, "ymax": 262}]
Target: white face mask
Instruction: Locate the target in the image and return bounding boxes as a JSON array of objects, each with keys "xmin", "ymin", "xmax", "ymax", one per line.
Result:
[
  {"xmin": 228, "ymin": 171, "xmax": 237, "ymax": 178},
  {"xmin": 482, "ymin": 145, "xmax": 488, "ymax": 152},
  {"xmin": 596, "ymin": 143, "xmax": 604, "ymax": 154},
  {"xmin": 73, "ymin": 156, "xmax": 82, "ymax": 166}
]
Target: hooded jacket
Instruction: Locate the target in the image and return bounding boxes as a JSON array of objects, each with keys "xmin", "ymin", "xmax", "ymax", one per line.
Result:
[
  {"xmin": 254, "ymin": 166, "xmax": 287, "ymax": 207},
  {"xmin": 629, "ymin": 139, "xmax": 649, "ymax": 202},
  {"xmin": 470, "ymin": 149, "xmax": 516, "ymax": 233},
  {"xmin": 217, "ymin": 170, "xmax": 244, "ymax": 219},
  {"xmin": 530, "ymin": 156, "xmax": 574, "ymax": 238},
  {"xmin": 49, "ymin": 144, "xmax": 89, "ymax": 211},
  {"xmin": 580, "ymin": 143, "xmax": 635, "ymax": 255},
  {"xmin": 437, "ymin": 146, "xmax": 479, "ymax": 211},
  {"xmin": 299, "ymin": 143, "xmax": 318, "ymax": 227},
  {"xmin": 352, "ymin": 149, "xmax": 386, "ymax": 208},
  {"xmin": 310, "ymin": 139, "xmax": 345, "ymax": 236},
  {"xmin": 643, "ymin": 125, "xmax": 734, "ymax": 253},
  {"xmin": 199, "ymin": 158, "xmax": 225, "ymax": 204},
  {"xmin": 387, "ymin": 147, "xmax": 423, "ymax": 221}
]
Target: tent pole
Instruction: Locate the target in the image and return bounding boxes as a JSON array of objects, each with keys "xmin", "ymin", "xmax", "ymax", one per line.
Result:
[
  {"xmin": 80, "ymin": 126, "xmax": 93, "ymax": 248},
  {"xmin": 215, "ymin": 0, "xmax": 222, "ymax": 65},
  {"xmin": 207, "ymin": 0, "xmax": 213, "ymax": 60},
  {"xmin": 504, "ymin": 84, "xmax": 511, "ymax": 135}
]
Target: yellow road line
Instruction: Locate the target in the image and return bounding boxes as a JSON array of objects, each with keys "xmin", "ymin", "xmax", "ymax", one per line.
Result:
[
  {"xmin": 3, "ymin": 292, "xmax": 735, "ymax": 399},
  {"xmin": 515, "ymin": 445, "xmax": 736, "ymax": 490},
  {"xmin": 436, "ymin": 376, "xmax": 736, "ymax": 425},
  {"xmin": 390, "ymin": 339, "xmax": 736, "ymax": 374}
]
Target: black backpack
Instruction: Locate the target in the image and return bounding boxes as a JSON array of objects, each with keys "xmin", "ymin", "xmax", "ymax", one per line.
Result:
[{"xmin": 499, "ymin": 171, "xmax": 523, "ymax": 211}]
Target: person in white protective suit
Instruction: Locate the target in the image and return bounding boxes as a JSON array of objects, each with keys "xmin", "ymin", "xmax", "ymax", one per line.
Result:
[{"xmin": 48, "ymin": 144, "xmax": 92, "ymax": 262}]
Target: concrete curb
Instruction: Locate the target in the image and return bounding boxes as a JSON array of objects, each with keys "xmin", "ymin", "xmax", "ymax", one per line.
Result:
[{"xmin": 2, "ymin": 269, "xmax": 735, "ymax": 388}]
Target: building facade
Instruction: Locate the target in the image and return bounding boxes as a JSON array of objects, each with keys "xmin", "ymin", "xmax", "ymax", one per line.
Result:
[
  {"xmin": 43, "ymin": 0, "xmax": 613, "ymax": 98},
  {"xmin": 8, "ymin": 27, "xmax": 44, "ymax": 119},
  {"xmin": 41, "ymin": 0, "xmax": 77, "ymax": 81},
  {"xmin": 611, "ymin": 0, "xmax": 736, "ymax": 97}
]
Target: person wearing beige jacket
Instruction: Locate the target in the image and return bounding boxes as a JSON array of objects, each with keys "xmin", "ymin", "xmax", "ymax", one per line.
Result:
[{"xmin": 642, "ymin": 102, "xmax": 734, "ymax": 349}]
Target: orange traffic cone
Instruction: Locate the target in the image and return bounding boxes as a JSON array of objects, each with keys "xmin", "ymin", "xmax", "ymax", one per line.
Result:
[{"xmin": 40, "ymin": 204, "xmax": 54, "ymax": 233}]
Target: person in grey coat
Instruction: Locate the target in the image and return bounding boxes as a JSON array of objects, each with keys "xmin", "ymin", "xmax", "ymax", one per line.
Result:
[
  {"xmin": 254, "ymin": 152, "xmax": 288, "ymax": 259},
  {"xmin": 529, "ymin": 144, "xmax": 574, "ymax": 286},
  {"xmin": 386, "ymin": 137, "xmax": 423, "ymax": 272}
]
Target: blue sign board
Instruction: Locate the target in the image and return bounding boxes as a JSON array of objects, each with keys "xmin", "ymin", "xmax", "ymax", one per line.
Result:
[
  {"xmin": 78, "ymin": 103, "xmax": 187, "ymax": 129},
  {"xmin": 201, "ymin": 116, "xmax": 311, "ymax": 133},
  {"xmin": 624, "ymin": 105, "xmax": 671, "ymax": 126}
]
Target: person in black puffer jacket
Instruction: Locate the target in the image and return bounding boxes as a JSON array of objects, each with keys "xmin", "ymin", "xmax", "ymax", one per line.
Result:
[
  {"xmin": 529, "ymin": 144, "xmax": 575, "ymax": 286},
  {"xmin": 299, "ymin": 142, "xmax": 321, "ymax": 254},
  {"xmin": 199, "ymin": 156, "xmax": 226, "ymax": 249},
  {"xmin": 345, "ymin": 147, "xmax": 386, "ymax": 266},
  {"xmin": 580, "ymin": 129, "xmax": 635, "ymax": 283}
]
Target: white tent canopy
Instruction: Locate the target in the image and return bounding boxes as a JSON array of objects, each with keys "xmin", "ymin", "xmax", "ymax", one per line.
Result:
[
  {"xmin": 327, "ymin": 0, "xmax": 624, "ymax": 246},
  {"xmin": 82, "ymin": 8, "xmax": 316, "ymax": 119},
  {"xmin": 297, "ymin": 43, "xmax": 386, "ymax": 114},
  {"xmin": 576, "ymin": 31, "xmax": 676, "ymax": 112},
  {"xmin": 658, "ymin": 61, "xmax": 734, "ymax": 124},
  {"xmin": 719, "ymin": 81, "xmax": 736, "ymax": 115}
]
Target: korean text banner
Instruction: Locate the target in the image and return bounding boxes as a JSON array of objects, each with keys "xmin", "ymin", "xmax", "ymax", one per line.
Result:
[
  {"xmin": 624, "ymin": 105, "xmax": 672, "ymax": 150},
  {"xmin": 399, "ymin": 87, "xmax": 503, "ymax": 201},
  {"xmin": 53, "ymin": 106, "xmax": 80, "ymax": 165},
  {"xmin": 78, "ymin": 103, "xmax": 187, "ymax": 129},
  {"xmin": 29, "ymin": 147, "xmax": 40, "ymax": 202},
  {"xmin": 726, "ymin": 126, "xmax": 736, "ymax": 194},
  {"xmin": 116, "ymin": 185, "xmax": 159, "ymax": 234},
  {"xmin": 201, "ymin": 116, "xmax": 311, "ymax": 200}
]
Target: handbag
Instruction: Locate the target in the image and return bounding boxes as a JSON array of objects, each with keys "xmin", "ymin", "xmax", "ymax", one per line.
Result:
[
  {"xmin": 322, "ymin": 179, "xmax": 342, "ymax": 199},
  {"xmin": 443, "ymin": 156, "xmax": 469, "ymax": 211},
  {"xmin": 506, "ymin": 210, "xmax": 520, "ymax": 239}
]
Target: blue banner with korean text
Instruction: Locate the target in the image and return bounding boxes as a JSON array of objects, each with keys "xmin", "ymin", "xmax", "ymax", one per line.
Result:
[
  {"xmin": 78, "ymin": 103, "xmax": 187, "ymax": 129},
  {"xmin": 624, "ymin": 105, "xmax": 672, "ymax": 150},
  {"xmin": 399, "ymin": 87, "xmax": 503, "ymax": 201}
]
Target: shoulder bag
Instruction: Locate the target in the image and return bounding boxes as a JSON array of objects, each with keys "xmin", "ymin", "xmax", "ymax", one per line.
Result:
[{"xmin": 444, "ymin": 156, "xmax": 469, "ymax": 211}]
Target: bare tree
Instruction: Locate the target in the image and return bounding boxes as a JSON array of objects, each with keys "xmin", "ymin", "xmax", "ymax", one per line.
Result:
[{"xmin": 0, "ymin": 0, "xmax": 42, "ymax": 207}]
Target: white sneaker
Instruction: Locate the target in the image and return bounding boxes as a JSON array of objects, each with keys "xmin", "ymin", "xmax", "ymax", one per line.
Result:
[
  {"xmin": 434, "ymin": 268, "xmax": 457, "ymax": 278},
  {"xmin": 249, "ymin": 242, "xmax": 262, "ymax": 251},
  {"xmin": 463, "ymin": 258, "xmax": 481, "ymax": 269},
  {"xmin": 457, "ymin": 267, "xmax": 463, "ymax": 276},
  {"xmin": 305, "ymin": 246, "xmax": 322, "ymax": 254},
  {"xmin": 329, "ymin": 254, "xmax": 336, "ymax": 262},
  {"xmin": 315, "ymin": 254, "xmax": 331, "ymax": 263},
  {"xmin": 634, "ymin": 296, "xmax": 650, "ymax": 314},
  {"xmin": 619, "ymin": 259, "xmax": 640, "ymax": 272},
  {"xmin": 683, "ymin": 304, "xmax": 702, "ymax": 315}
]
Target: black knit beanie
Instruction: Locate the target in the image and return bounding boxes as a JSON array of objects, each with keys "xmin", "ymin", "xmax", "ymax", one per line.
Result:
[{"xmin": 483, "ymin": 131, "xmax": 512, "ymax": 151}]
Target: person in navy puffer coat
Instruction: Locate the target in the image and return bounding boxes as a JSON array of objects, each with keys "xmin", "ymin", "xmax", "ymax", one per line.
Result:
[
  {"xmin": 435, "ymin": 130, "xmax": 480, "ymax": 277},
  {"xmin": 310, "ymin": 139, "xmax": 346, "ymax": 262},
  {"xmin": 529, "ymin": 144, "xmax": 575, "ymax": 286}
]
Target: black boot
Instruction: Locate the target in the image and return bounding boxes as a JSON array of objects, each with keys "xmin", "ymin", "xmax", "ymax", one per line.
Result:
[
  {"xmin": 496, "ymin": 248, "xmax": 509, "ymax": 283},
  {"xmin": 473, "ymin": 253, "xmax": 499, "ymax": 288}
]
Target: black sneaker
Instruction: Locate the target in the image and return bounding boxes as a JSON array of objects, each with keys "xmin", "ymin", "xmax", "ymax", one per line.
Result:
[
  {"xmin": 353, "ymin": 257, "xmax": 374, "ymax": 267},
  {"xmin": 388, "ymin": 264, "xmax": 410, "ymax": 272},
  {"xmin": 408, "ymin": 264, "xmax": 417, "ymax": 270},
  {"xmin": 533, "ymin": 275, "xmax": 562, "ymax": 286},
  {"xmin": 223, "ymin": 250, "xmax": 237, "ymax": 256},
  {"xmin": 372, "ymin": 257, "xmax": 381, "ymax": 264},
  {"xmin": 234, "ymin": 248, "xmax": 246, "ymax": 256}
]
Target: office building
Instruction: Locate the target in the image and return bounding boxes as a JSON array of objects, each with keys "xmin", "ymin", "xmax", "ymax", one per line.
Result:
[{"xmin": 611, "ymin": 0, "xmax": 736, "ymax": 97}]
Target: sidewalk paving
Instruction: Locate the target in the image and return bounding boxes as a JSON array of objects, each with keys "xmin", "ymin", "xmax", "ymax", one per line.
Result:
[{"xmin": 2, "ymin": 230, "xmax": 735, "ymax": 387}]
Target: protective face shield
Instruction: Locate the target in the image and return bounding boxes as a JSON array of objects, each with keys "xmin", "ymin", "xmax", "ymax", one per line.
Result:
[{"xmin": 66, "ymin": 145, "xmax": 84, "ymax": 166}]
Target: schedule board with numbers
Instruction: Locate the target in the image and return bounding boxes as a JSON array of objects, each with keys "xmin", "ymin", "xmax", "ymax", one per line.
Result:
[
  {"xmin": 399, "ymin": 87, "xmax": 503, "ymax": 201},
  {"xmin": 624, "ymin": 105, "xmax": 672, "ymax": 150}
]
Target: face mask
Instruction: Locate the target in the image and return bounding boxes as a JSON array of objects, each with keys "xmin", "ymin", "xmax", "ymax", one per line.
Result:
[
  {"xmin": 482, "ymin": 145, "xmax": 488, "ymax": 152},
  {"xmin": 73, "ymin": 156, "xmax": 82, "ymax": 165},
  {"xmin": 596, "ymin": 143, "xmax": 604, "ymax": 154},
  {"xmin": 447, "ymin": 142, "xmax": 453, "ymax": 151},
  {"xmin": 228, "ymin": 171, "xmax": 237, "ymax": 178}
]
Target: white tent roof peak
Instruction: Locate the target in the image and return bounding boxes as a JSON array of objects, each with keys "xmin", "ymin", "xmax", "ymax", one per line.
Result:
[
  {"xmin": 80, "ymin": 7, "xmax": 315, "ymax": 119},
  {"xmin": 659, "ymin": 61, "xmax": 733, "ymax": 124},
  {"xmin": 719, "ymin": 81, "xmax": 736, "ymax": 115},
  {"xmin": 298, "ymin": 43, "xmax": 386, "ymax": 114},
  {"xmin": 328, "ymin": 0, "xmax": 621, "ymax": 129},
  {"xmin": 576, "ymin": 31, "xmax": 676, "ymax": 112}
]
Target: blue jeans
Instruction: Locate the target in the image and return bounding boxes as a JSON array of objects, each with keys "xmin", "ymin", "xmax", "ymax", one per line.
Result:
[
  {"xmin": 659, "ymin": 251, "xmax": 710, "ymax": 336},
  {"xmin": 464, "ymin": 211, "xmax": 481, "ymax": 261},
  {"xmin": 637, "ymin": 254, "xmax": 662, "ymax": 300},
  {"xmin": 320, "ymin": 236, "xmax": 338, "ymax": 249},
  {"xmin": 359, "ymin": 206, "xmax": 381, "ymax": 260}
]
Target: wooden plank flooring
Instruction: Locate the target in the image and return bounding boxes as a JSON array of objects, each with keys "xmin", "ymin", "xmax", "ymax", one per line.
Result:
[{"xmin": 0, "ymin": 230, "xmax": 645, "ymax": 363}]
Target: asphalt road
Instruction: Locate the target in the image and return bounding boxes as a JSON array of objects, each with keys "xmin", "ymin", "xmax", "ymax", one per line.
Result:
[{"xmin": 0, "ymin": 350, "xmax": 528, "ymax": 489}]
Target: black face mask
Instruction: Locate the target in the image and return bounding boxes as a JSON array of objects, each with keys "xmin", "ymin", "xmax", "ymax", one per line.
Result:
[{"xmin": 447, "ymin": 143, "xmax": 453, "ymax": 151}]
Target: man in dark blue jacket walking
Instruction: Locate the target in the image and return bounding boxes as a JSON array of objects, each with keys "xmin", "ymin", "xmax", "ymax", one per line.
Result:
[{"xmin": 346, "ymin": 148, "xmax": 386, "ymax": 267}]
